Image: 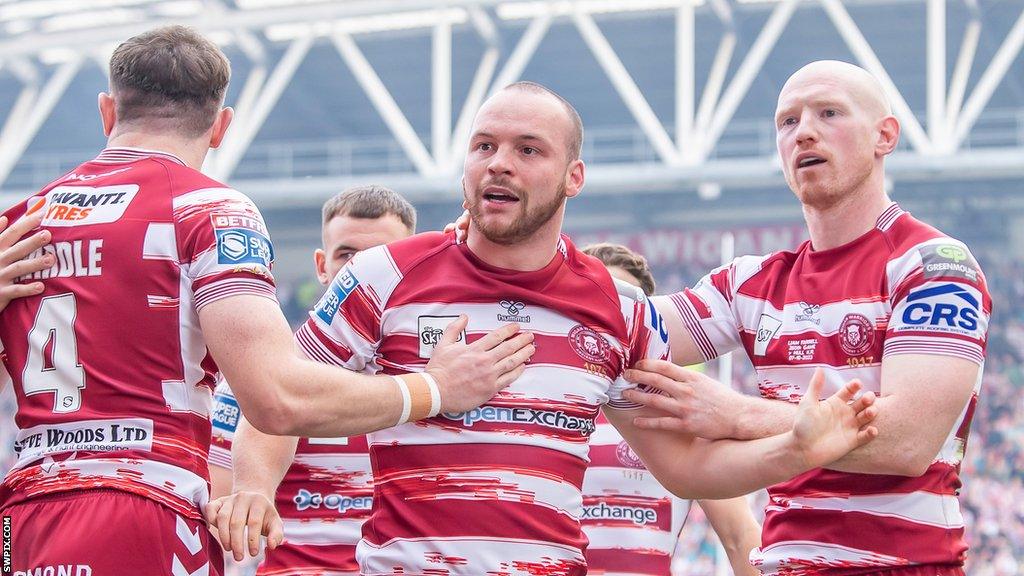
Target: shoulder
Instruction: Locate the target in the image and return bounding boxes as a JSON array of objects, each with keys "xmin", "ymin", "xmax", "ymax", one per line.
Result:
[{"xmin": 379, "ymin": 231, "xmax": 455, "ymax": 272}]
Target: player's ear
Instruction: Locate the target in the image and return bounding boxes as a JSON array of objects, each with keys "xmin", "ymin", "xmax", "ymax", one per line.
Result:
[
  {"xmin": 565, "ymin": 159, "xmax": 585, "ymax": 199},
  {"xmin": 876, "ymin": 115, "xmax": 900, "ymax": 157},
  {"xmin": 98, "ymin": 93, "xmax": 116, "ymax": 137},
  {"xmin": 314, "ymin": 249, "xmax": 330, "ymax": 286},
  {"xmin": 209, "ymin": 107, "xmax": 234, "ymax": 149}
]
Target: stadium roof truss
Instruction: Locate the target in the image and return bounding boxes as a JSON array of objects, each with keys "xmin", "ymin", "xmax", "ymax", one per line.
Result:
[{"xmin": 1, "ymin": 0, "xmax": 1024, "ymax": 206}]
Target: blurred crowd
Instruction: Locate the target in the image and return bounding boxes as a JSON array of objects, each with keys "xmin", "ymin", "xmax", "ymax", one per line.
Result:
[{"xmin": 0, "ymin": 248, "xmax": 1019, "ymax": 574}]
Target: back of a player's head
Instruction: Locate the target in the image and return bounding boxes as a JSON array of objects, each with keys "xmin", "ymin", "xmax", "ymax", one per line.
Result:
[
  {"xmin": 581, "ymin": 243, "xmax": 656, "ymax": 297},
  {"xmin": 501, "ymin": 81, "xmax": 584, "ymax": 161},
  {"xmin": 109, "ymin": 25, "xmax": 230, "ymax": 138},
  {"xmin": 322, "ymin": 185, "xmax": 417, "ymax": 234}
]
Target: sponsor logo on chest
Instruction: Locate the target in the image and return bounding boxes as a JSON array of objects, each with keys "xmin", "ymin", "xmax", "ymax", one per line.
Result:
[
  {"xmin": 498, "ymin": 300, "xmax": 531, "ymax": 323},
  {"xmin": 754, "ymin": 314, "xmax": 783, "ymax": 356},
  {"xmin": 417, "ymin": 315, "xmax": 465, "ymax": 359}
]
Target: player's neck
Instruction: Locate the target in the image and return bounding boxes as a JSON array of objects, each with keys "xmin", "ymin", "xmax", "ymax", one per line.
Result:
[
  {"xmin": 803, "ymin": 185, "xmax": 892, "ymax": 252},
  {"xmin": 466, "ymin": 221, "xmax": 562, "ymax": 272},
  {"xmin": 106, "ymin": 131, "xmax": 208, "ymax": 171}
]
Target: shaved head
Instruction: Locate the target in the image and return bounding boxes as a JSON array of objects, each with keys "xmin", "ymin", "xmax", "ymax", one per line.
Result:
[{"xmin": 779, "ymin": 61, "xmax": 892, "ymax": 120}]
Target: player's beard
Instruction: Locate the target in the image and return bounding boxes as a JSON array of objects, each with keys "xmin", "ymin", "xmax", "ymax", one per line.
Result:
[{"xmin": 468, "ymin": 180, "xmax": 566, "ymax": 246}]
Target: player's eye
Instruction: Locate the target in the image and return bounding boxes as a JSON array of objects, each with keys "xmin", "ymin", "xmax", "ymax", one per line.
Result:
[
  {"xmin": 477, "ymin": 142, "xmax": 493, "ymax": 152},
  {"xmin": 522, "ymin": 146, "xmax": 537, "ymax": 155},
  {"xmin": 823, "ymin": 109, "xmax": 837, "ymax": 118}
]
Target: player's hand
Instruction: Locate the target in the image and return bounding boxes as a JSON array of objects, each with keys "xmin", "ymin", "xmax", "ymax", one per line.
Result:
[
  {"xmin": 791, "ymin": 368, "xmax": 879, "ymax": 469},
  {"xmin": 0, "ymin": 199, "xmax": 53, "ymax": 313},
  {"xmin": 442, "ymin": 209, "xmax": 471, "ymax": 243},
  {"xmin": 426, "ymin": 315, "xmax": 535, "ymax": 413},
  {"xmin": 206, "ymin": 491, "xmax": 285, "ymax": 562},
  {"xmin": 622, "ymin": 359, "xmax": 750, "ymax": 440}
]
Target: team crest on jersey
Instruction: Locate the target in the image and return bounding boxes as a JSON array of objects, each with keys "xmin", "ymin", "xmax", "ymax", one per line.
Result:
[
  {"xmin": 616, "ymin": 440, "xmax": 645, "ymax": 469},
  {"xmin": 568, "ymin": 325, "xmax": 610, "ymax": 363},
  {"xmin": 418, "ymin": 315, "xmax": 465, "ymax": 358},
  {"xmin": 212, "ymin": 213, "xmax": 274, "ymax": 267},
  {"xmin": 40, "ymin": 184, "xmax": 139, "ymax": 227},
  {"xmin": 838, "ymin": 313, "xmax": 874, "ymax": 356}
]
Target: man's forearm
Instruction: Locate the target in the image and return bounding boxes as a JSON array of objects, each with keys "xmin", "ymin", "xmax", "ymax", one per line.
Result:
[
  {"xmin": 733, "ymin": 395, "xmax": 797, "ymax": 440},
  {"xmin": 698, "ymin": 497, "xmax": 761, "ymax": 576},
  {"xmin": 232, "ymin": 417, "xmax": 299, "ymax": 497}
]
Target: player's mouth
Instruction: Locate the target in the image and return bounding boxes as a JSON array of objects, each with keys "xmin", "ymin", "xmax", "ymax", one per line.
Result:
[
  {"xmin": 795, "ymin": 153, "xmax": 827, "ymax": 170},
  {"xmin": 482, "ymin": 186, "xmax": 520, "ymax": 204}
]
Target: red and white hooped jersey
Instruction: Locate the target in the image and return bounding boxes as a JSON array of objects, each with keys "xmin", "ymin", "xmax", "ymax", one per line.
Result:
[
  {"xmin": 582, "ymin": 412, "xmax": 690, "ymax": 575},
  {"xmin": 669, "ymin": 204, "xmax": 991, "ymax": 574},
  {"xmin": 0, "ymin": 147, "xmax": 277, "ymax": 521},
  {"xmin": 296, "ymin": 232, "xmax": 670, "ymax": 576},
  {"xmin": 211, "ymin": 380, "xmax": 371, "ymax": 575}
]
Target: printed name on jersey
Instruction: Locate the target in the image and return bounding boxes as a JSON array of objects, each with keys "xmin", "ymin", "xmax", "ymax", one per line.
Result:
[
  {"xmin": 442, "ymin": 406, "xmax": 596, "ymax": 436},
  {"xmin": 315, "ymin": 269, "xmax": 360, "ymax": 325},
  {"xmin": 754, "ymin": 314, "xmax": 783, "ymax": 356},
  {"xmin": 498, "ymin": 300, "xmax": 531, "ymax": 323},
  {"xmin": 417, "ymin": 315, "xmax": 465, "ymax": 359},
  {"xmin": 581, "ymin": 502, "xmax": 658, "ymax": 525},
  {"xmin": 14, "ymin": 418, "xmax": 154, "ymax": 465},
  {"xmin": 17, "ymin": 240, "xmax": 103, "ymax": 282},
  {"xmin": 211, "ymin": 393, "xmax": 241, "ymax": 433},
  {"xmin": 901, "ymin": 282, "xmax": 981, "ymax": 333},
  {"xmin": 293, "ymin": 488, "xmax": 372, "ymax": 514},
  {"xmin": 919, "ymin": 244, "xmax": 980, "ymax": 282},
  {"xmin": 568, "ymin": 325, "xmax": 611, "ymax": 362},
  {"xmin": 838, "ymin": 313, "xmax": 875, "ymax": 356},
  {"xmin": 41, "ymin": 185, "xmax": 139, "ymax": 227},
  {"xmin": 615, "ymin": 440, "xmax": 645, "ymax": 469},
  {"xmin": 212, "ymin": 212, "xmax": 274, "ymax": 267}
]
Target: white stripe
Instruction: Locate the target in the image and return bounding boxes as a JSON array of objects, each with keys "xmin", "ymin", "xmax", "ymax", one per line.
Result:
[
  {"xmin": 282, "ymin": 517, "xmax": 363, "ymax": 545},
  {"xmin": 583, "ymin": 467, "xmax": 674, "ymax": 498},
  {"xmin": 733, "ymin": 294, "xmax": 888, "ymax": 339},
  {"xmin": 393, "ymin": 375, "xmax": 412, "ymax": 425},
  {"xmin": 348, "ymin": 244, "xmax": 402, "ymax": 306},
  {"xmin": 775, "ymin": 492, "xmax": 964, "ymax": 529},
  {"xmin": 753, "ymin": 540, "xmax": 907, "ymax": 575},
  {"xmin": 291, "ymin": 453, "xmax": 372, "ymax": 477},
  {"xmin": 753, "ymin": 364, "xmax": 882, "ymax": 395},
  {"xmin": 369, "ymin": 422, "xmax": 590, "ymax": 459},
  {"xmin": 356, "ymin": 536, "xmax": 585, "ymax": 575},
  {"xmin": 142, "ymin": 222, "xmax": 178, "ymax": 261},
  {"xmin": 583, "ymin": 526, "xmax": 676, "ymax": 555},
  {"xmin": 381, "ymin": 302, "xmax": 621, "ymax": 339},
  {"xmin": 378, "ymin": 467, "xmax": 582, "ymax": 519}
]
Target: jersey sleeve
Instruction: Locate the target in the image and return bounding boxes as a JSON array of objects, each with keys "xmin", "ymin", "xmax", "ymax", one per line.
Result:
[
  {"xmin": 665, "ymin": 258, "xmax": 759, "ymax": 361},
  {"xmin": 209, "ymin": 378, "xmax": 241, "ymax": 470},
  {"xmin": 884, "ymin": 239, "xmax": 991, "ymax": 365},
  {"xmin": 606, "ymin": 281, "xmax": 672, "ymax": 410},
  {"xmin": 173, "ymin": 187, "xmax": 277, "ymax": 312},
  {"xmin": 294, "ymin": 244, "xmax": 401, "ymax": 370}
]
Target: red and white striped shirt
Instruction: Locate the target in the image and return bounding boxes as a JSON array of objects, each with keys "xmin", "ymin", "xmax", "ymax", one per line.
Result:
[
  {"xmin": 669, "ymin": 204, "xmax": 990, "ymax": 574},
  {"xmin": 0, "ymin": 148, "xmax": 277, "ymax": 521},
  {"xmin": 211, "ymin": 381, "xmax": 370, "ymax": 575},
  {"xmin": 296, "ymin": 232, "xmax": 670, "ymax": 575},
  {"xmin": 583, "ymin": 412, "xmax": 690, "ymax": 575}
]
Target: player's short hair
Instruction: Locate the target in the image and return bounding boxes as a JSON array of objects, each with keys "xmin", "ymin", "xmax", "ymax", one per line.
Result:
[
  {"xmin": 582, "ymin": 243, "xmax": 656, "ymax": 297},
  {"xmin": 322, "ymin": 185, "xmax": 417, "ymax": 234},
  {"xmin": 503, "ymin": 81, "xmax": 584, "ymax": 161},
  {"xmin": 109, "ymin": 25, "xmax": 230, "ymax": 138}
]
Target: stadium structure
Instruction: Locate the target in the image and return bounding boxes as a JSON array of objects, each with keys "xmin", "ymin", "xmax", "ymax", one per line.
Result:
[{"xmin": 0, "ymin": 0, "xmax": 1022, "ymax": 283}]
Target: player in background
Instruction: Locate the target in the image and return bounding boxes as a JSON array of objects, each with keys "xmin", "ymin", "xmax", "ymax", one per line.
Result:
[
  {"xmin": 209, "ymin": 185, "xmax": 416, "ymax": 573},
  {"xmin": 213, "ymin": 81, "xmax": 879, "ymax": 575},
  {"xmin": 580, "ymin": 242, "xmax": 760, "ymax": 576},
  {"xmin": 0, "ymin": 26, "xmax": 533, "ymax": 576},
  {"xmin": 627, "ymin": 61, "xmax": 992, "ymax": 574}
]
